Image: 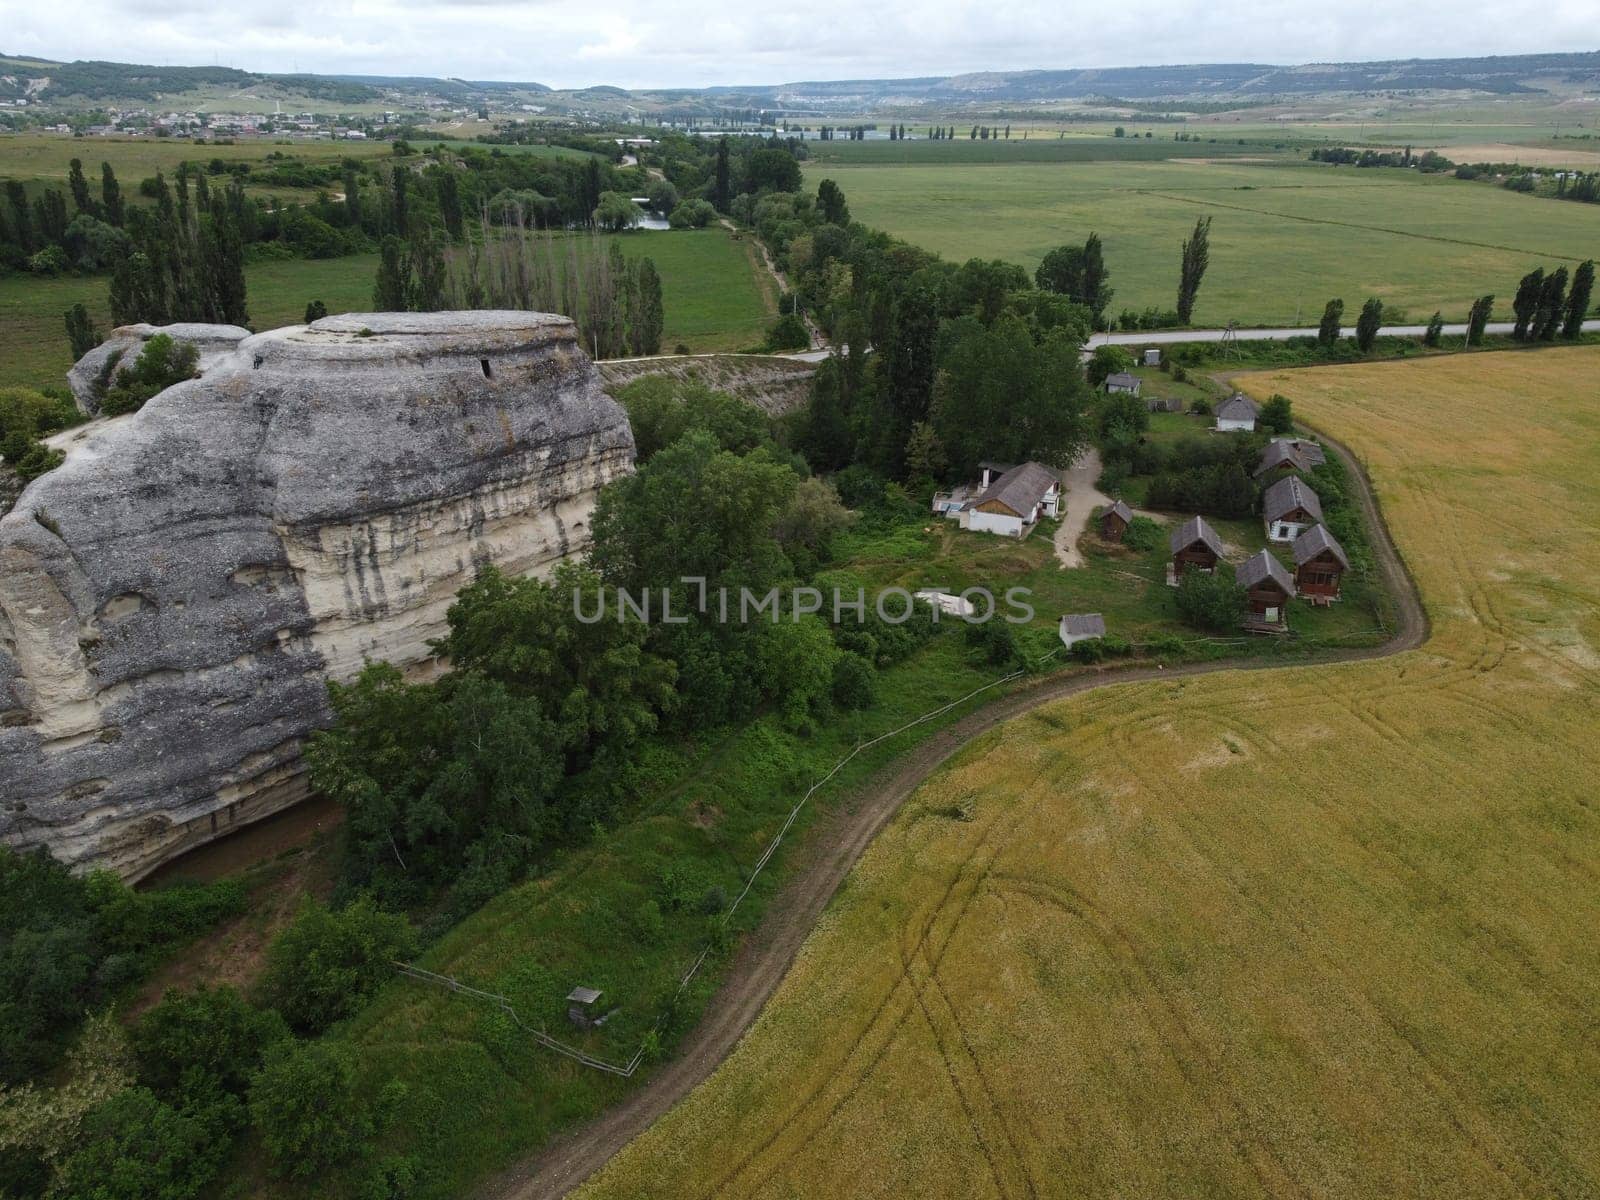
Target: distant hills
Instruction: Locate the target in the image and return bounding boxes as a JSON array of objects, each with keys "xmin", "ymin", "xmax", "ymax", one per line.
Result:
[{"xmin": 2, "ymin": 49, "xmax": 1597, "ymax": 113}]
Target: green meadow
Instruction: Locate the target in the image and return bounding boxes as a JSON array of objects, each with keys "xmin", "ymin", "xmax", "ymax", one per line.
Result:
[{"xmin": 802, "ymin": 157, "xmax": 1600, "ymax": 326}]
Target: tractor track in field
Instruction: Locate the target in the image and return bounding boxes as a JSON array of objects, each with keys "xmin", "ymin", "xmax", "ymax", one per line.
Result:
[{"xmin": 477, "ymin": 419, "xmax": 1429, "ymax": 1200}]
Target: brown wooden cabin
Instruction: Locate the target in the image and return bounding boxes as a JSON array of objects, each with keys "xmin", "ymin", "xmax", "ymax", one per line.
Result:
[
  {"xmin": 1262, "ymin": 475, "xmax": 1324, "ymax": 544},
  {"xmin": 1238, "ymin": 549, "xmax": 1295, "ymax": 630},
  {"xmin": 1099, "ymin": 499, "xmax": 1134, "ymax": 542},
  {"xmin": 1169, "ymin": 515, "xmax": 1224, "ymax": 575},
  {"xmin": 1254, "ymin": 437, "xmax": 1327, "ymax": 481},
  {"xmin": 1292, "ymin": 524, "xmax": 1350, "ymax": 604}
]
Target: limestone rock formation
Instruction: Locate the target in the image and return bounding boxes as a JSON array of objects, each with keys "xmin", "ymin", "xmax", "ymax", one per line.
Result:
[
  {"xmin": 67, "ymin": 322, "xmax": 253, "ymax": 415},
  {"xmin": 1, "ymin": 311, "xmax": 635, "ymax": 879}
]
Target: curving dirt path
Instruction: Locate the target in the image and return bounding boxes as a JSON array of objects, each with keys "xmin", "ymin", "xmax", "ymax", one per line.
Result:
[{"xmin": 477, "ymin": 422, "xmax": 1428, "ymax": 1200}]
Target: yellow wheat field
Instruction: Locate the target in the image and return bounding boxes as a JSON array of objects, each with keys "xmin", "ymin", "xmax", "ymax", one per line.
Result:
[{"xmin": 580, "ymin": 347, "xmax": 1600, "ymax": 1200}]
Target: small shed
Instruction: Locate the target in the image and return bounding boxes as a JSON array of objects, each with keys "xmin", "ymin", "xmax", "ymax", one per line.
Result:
[
  {"xmin": 1263, "ymin": 475, "xmax": 1323, "ymax": 543},
  {"xmin": 1099, "ymin": 499, "xmax": 1135, "ymax": 542},
  {"xmin": 1215, "ymin": 393, "xmax": 1259, "ymax": 432},
  {"xmin": 1143, "ymin": 348, "xmax": 1162, "ymax": 367},
  {"xmin": 1060, "ymin": 613, "xmax": 1107, "ymax": 648},
  {"xmin": 1105, "ymin": 372, "xmax": 1141, "ymax": 396},
  {"xmin": 915, "ymin": 590, "xmax": 976, "ymax": 618},
  {"xmin": 1254, "ymin": 437, "xmax": 1327, "ymax": 479},
  {"xmin": 1293, "ymin": 524, "xmax": 1350, "ymax": 603},
  {"xmin": 1238, "ymin": 549, "xmax": 1295, "ymax": 629},
  {"xmin": 567, "ymin": 986, "xmax": 604, "ymax": 1028},
  {"xmin": 1170, "ymin": 515, "xmax": 1225, "ymax": 577}
]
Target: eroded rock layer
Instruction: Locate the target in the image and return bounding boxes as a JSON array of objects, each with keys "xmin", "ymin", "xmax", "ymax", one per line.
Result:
[{"xmin": 0, "ymin": 311, "xmax": 634, "ymax": 879}]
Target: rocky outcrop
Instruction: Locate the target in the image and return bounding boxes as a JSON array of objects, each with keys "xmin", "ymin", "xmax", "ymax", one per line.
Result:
[
  {"xmin": 67, "ymin": 323, "xmax": 253, "ymax": 415},
  {"xmin": 0, "ymin": 311, "xmax": 635, "ymax": 879}
]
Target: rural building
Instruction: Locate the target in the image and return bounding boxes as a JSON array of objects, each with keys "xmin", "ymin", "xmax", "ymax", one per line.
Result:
[
  {"xmin": 567, "ymin": 986, "xmax": 604, "ymax": 1028},
  {"xmin": 1143, "ymin": 348, "xmax": 1162, "ymax": 366},
  {"xmin": 1105, "ymin": 372, "xmax": 1141, "ymax": 396},
  {"xmin": 1293, "ymin": 524, "xmax": 1350, "ymax": 603},
  {"xmin": 1263, "ymin": 475, "xmax": 1324, "ymax": 543},
  {"xmin": 1099, "ymin": 499, "xmax": 1135, "ymax": 542},
  {"xmin": 1059, "ymin": 613, "xmax": 1107, "ymax": 648},
  {"xmin": 1255, "ymin": 437, "xmax": 1327, "ymax": 479},
  {"xmin": 939, "ymin": 461, "xmax": 1061, "ymax": 538},
  {"xmin": 1238, "ymin": 549, "xmax": 1296, "ymax": 630},
  {"xmin": 1215, "ymin": 393, "xmax": 1259, "ymax": 432},
  {"xmin": 1170, "ymin": 515, "xmax": 1225, "ymax": 577},
  {"xmin": 915, "ymin": 590, "xmax": 977, "ymax": 618}
]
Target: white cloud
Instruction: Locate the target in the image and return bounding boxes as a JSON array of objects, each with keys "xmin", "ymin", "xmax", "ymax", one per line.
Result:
[{"xmin": 4, "ymin": 0, "xmax": 1597, "ymax": 89}]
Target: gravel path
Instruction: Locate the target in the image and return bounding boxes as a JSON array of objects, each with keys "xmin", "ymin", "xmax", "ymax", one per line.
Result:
[
  {"xmin": 1053, "ymin": 448, "xmax": 1111, "ymax": 568},
  {"xmin": 475, "ymin": 420, "xmax": 1428, "ymax": 1200}
]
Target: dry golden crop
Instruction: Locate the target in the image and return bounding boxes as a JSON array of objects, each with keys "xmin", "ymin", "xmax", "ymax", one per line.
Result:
[{"xmin": 579, "ymin": 347, "xmax": 1600, "ymax": 1200}]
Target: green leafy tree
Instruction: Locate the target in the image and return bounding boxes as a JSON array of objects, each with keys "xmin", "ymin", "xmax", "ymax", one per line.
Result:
[
  {"xmin": 634, "ymin": 256, "xmax": 664, "ymax": 354},
  {"xmin": 1317, "ymin": 298, "xmax": 1344, "ymax": 346},
  {"xmin": 593, "ymin": 191, "xmax": 643, "ymax": 233},
  {"xmin": 617, "ymin": 377, "xmax": 767, "ymax": 462},
  {"xmin": 258, "ymin": 897, "xmax": 416, "ymax": 1035},
  {"xmin": 100, "ymin": 334, "xmax": 200, "ymax": 417},
  {"xmin": 1423, "ymin": 310, "xmax": 1444, "ymax": 347},
  {"xmin": 64, "ymin": 302, "xmax": 102, "ymax": 360},
  {"xmin": 712, "ymin": 138, "xmax": 731, "ymax": 213},
  {"xmin": 1467, "ymin": 294, "xmax": 1494, "ymax": 345},
  {"xmin": 132, "ymin": 986, "xmax": 288, "ymax": 1104},
  {"xmin": 1562, "ymin": 260, "xmax": 1594, "ymax": 339},
  {"xmin": 1533, "ymin": 266, "xmax": 1568, "ymax": 341},
  {"xmin": 1511, "ymin": 268, "xmax": 1544, "ymax": 340},
  {"xmin": 100, "ymin": 161, "xmax": 125, "ymax": 226},
  {"xmin": 1259, "ymin": 394, "xmax": 1293, "ymax": 434},
  {"xmin": 436, "ymin": 167, "xmax": 464, "ymax": 241},
  {"xmin": 1086, "ymin": 343, "xmax": 1133, "ymax": 387},
  {"xmin": 1175, "ymin": 568, "xmax": 1245, "ymax": 632},
  {"xmin": 816, "ymin": 178, "xmax": 849, "ymax": 225},
  {"xmin": 1355, "ymin": 297, "xmax": 1384, "ymax": 351},
  {"xmin": 248, "ymin": 1041, "xmax": 374, "ymax": 1179},
  {"xmin": 51, "ymin": 1087, "xmax": 233, "ymax": 1200},
  {"xmin": 1034, "ymin": 235, "xmax": 1112, "ymax": 326},
  {"xmin": 372, "ymin": 234, "xmax": 411, "ymax": 310},
  {"xmin": 1175, "ymin": 215, "xmax": 1212, "ymax": 324},
  {"xmin": 67, "ymin": 157, "xmax": 94, "ymax": 215}
]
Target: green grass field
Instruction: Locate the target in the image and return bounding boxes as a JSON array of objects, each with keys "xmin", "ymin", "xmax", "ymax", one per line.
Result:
[
  {"xmin": 0, "ymin": 132, "xmax": 393, "ymax": 186},
  {"xmin": 0, "ymin": 226, "xmax": 772, "ymax": 391},
  {"xmin": 802, "ymin": 157, "xmax": 1600, "ymax": 326},
  {"xmin": 803, "ymin": 137, "xmax": 1284, "ymax": 165}
]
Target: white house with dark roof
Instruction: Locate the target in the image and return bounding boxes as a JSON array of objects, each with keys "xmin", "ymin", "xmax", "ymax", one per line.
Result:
[
  {"xmin": 1059, "ymin": 613, "xmax": 1107, "ymax": 648},
  {"xmin": 1263, "ymin": 476, "xmax": 1323, "ymax": 543},
  {"xmin": 938, "ymin": 461, "xmax": 1061, "ymax": 538},
  {"xmin": 1215, "ymin": 393, "xmax": 1259, "ymax": 432},
  {"xmin": 1105, "ymin": 371, "xmax": 1141, "ymax": 396}
]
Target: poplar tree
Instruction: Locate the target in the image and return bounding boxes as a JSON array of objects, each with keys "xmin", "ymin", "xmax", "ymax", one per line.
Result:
[
  {"xmin": 1316, "ymin": 299, "xmax": 1344, "ymax": 346},
  {"xmin": 1533, "ymin": 267, "xmax": 1568, "ymax": 340},
  {"xmin": 67, "ymin": 158, "xmax": 94, "ymax": 215},
  {"xmin": 1561, "ymin": 260, "xmax": 1594, "ymax": 339},
  {"xmin": 100, "ymin": 162, "xmax": 124, "ymax": 226},
  {"xmin": 1466, "ymin": 295, "xmax": 1494, "ymax": 345},
  {"xmin": 1355, "ymin": 297, "xmax": 1383, "ymax": 351},
  {"xmin": 1511, "ymin": 268, "xmax": 1544, "ymax": 340},
  {"xmin": 1176, "ymin": 216, "xmax": 1212, "ymax": 325}
]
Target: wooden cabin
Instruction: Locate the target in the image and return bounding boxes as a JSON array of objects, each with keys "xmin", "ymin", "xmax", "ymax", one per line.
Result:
[
  {"xmin": 1169, "ymin": 515, "xmax": 1224, "ymax": 576},
  {"xmin": 1238, "ymin": 549, "xmax": 1295, "ymax": 630},
  {"xmin": 1292, "ymin": 524, "xmax": 1350, "ymax": 604},
  {"xmin": 1254, "ymin": 437, "xmax": 1327, "ymax": 480},
  {"xmin": 1099, "ymin": 499, "xmax": 1134, "ymax": 542},
  {"xmin": 1262, "ymin": 475, "xmax": 1324, "ymax": 543}
]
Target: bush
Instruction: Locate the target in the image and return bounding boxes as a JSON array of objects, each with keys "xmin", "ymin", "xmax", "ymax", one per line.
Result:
[
  {"xmin": 1174, "ymin": 568, "xmax": 1245, "ymax": 632},
  {"xmin": 249, "ymin": 1041, "xmax": 375, "ymax": 1179},
  {"xmin": 1259, "ymin": 394, "xmax": 1293, "ymax": 434},
  {"xmin": 99, "ymin": 335, "xmax": 199, "ymax": 417},
  {"xmin": 132, "ymin": 985, "xmax": 288, "ymax": 1104},
  {"xmin": 0, "ymin": 387, "xmax": 81, "ymax": 483},
  {"xmin": 1122, "ymin": 515, "xmax": 1163, "ymax": 551},
  {"xmin": 52, "ymin": 1087, "xmax": 234, "ymax": 1200},
  {"xmin": 258, "ymin": 896, "xmax": 416, "ymax": 1035},
  {"xmin": 831, "ymin": 464, "xmax": 886, "ymax": 508},
  {"xmin": 667, "ymin": 198, "xmax": 716, "ymax": 229},
  {"xmin": 764, "ymin": 312, "xmax": 810, "ymax": 351},
  {"xmin": 831, "ymin": 652, "xmax": 877, "ymax": 709},
  {"xmin": 1070, "ymin": 637, "xmax": 1106, "ymax": 663}
]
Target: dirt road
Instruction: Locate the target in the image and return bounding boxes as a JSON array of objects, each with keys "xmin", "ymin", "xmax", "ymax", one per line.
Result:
[
  {"xmin": 1053, "ymin": 448, "xmax": 1112, "ymax": 568},
  {"xmin": 477, "ymin": 422, "xmax": 1427, "ymax": 1200}
]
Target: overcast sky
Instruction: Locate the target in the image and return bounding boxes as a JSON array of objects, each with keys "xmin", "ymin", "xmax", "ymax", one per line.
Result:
[{"xmin": 6, "ymin": 1, "xmax": 1598, "ymax": 90}]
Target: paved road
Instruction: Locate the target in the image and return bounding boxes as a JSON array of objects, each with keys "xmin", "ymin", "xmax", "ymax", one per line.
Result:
[
  {"xmin": 475, "ymin": 422, "xmax": 1430, "ymax": 1200},
  {"xmin": 1087, "ymin": 319, "xmax": 1600, "ymax": 348}
]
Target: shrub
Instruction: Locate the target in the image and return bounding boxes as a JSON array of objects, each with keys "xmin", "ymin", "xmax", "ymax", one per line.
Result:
[
  {"xmin": 1174, "ymin": 569, "xmax": 1245, "ymax": 632},
  {"xmin": 1070, "ymin": 638, "xmax": 1106, "ymax": 663},
  {"xmin": 132, "ymin": 985, "xmax": 288, "ymax": 1104},
  {"xmin": 831, "ymin": 464, "xmax": 886, "ymax": 509},
  {"xmin": 1259, "ymin": 394, "xmax": 1294, "ymax": 434},
  {"xmin": 667, "ymin": 198, "xmax": 716, "ymax": 229},
  {"xmin": 258, "ymin": 896, "xmax": 416, "ymax": 1035},
  {"xmin": 1122, "ymin": 516, "xmax": 1163, "ymax": 551},
  {"xmin": 764, "ymin": 312, "xmax": 810, "ymax": 351},
  {"xmin": 249, "ymin": 1041, "xmax": 374, "ymax": 1179},
  {"xmin": 831, "ymin": 652, "xmax": 877, "ymax": 709},
  {"xmin": 99, "ymin": 335, "xmax": 199, "ymax": 417},
  {"xmin": 1086, "ymin": 344, "xmax": 1133, "ymax": 387},
  {"xmin": 52, "ymin": 1087, "xmax": 234, "ymax": 1200},
  {"xmin": 0, "ymin": 386, "xmax": 81, "ymax": 483}
]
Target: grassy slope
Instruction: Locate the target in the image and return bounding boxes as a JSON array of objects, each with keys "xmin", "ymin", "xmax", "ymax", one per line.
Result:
[
  {"xmin": 801, "ymin": 157, "xmax": 1600, "ymax": 326},
  {"xmin": 0, "ymin": 132, "xmax": 394, "ymax": 185},
  {"xmin": 0, "ymin": 227, "xmax": 771, "ymax": 391},
  {"xmin": 580, "ymin": 345, "xmax": 1600, "ymax": 1200}
]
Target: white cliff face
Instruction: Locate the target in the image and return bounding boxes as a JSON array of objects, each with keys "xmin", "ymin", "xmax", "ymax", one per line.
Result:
[{"xmin": 0, "ymin": 312, "xmax": 635, "ymax": 879}]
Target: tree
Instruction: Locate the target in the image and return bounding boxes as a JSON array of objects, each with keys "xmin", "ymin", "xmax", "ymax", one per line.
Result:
[
  {"xmin": 593, "ymin": 191, "xmax": 643, "ymax": 233},
  {"xmin": 304, "ymin": 299, "xmax": 328, "ymax": 323},
  {"xmin": 1355, "ymin": 297, "xmax": 1383, "ymax": 351},
  {"xmin": 645, "ymin": 178, "xmax": 679, "ymax": 214},
  {"xmin": 1175, "ymin": 568, "xmax": 1245, "ymax": 632},
  {"xmin": 437, "ymin": 168, "xmax": 464, "ymax": 241},
  {"xmin": 372, "ymin": 235, "xmax": 411, "ymax": 310},
  {"xmin": 1423, "ymin": 310, "xmax": 1444, "ymax": 347},
  {"xmin": 51, "ymin": 1087, "xmax": 233, "ymax": 1200},
  {"xmin": 249, "ymin": 1041, "xmax": 376, "ymax": 1179},
  {"xmin": 100, "ymin": 161, "xmax": 124, "ymax": 226},
  {"xmin": 1467, "ymin": 294, "xmax": 1494, "ymax": 345},
  {"xmin": 1533, "ymin": 267, "xmax": 1568, "ymax": 341},
  {"xmin": 342, "ymin": 160, "xmax": 361, "ymax": 228},
  {"xmin": 258, "ymin": 896, "xmax": 416, "ymax": 1035},
  {"xmin": 904, "ymin": 419, "xmax": 947, "ymax": 479},
  {"xmin": 1259, "ymin": 394, "xmax": 1293, "ymax": 434},
  {"xmin": 100, "ymin": 334, "xmax": 200, "ymax": 417},
  {"xmin": 712, "ymin": 138, "xmax": 732, "ymax": 213},
  {"xmin": 635, "ymin": 256, "xmax": 664, "ymax": 354},
  {"xmin": 817, "ymin": 178, "xmax": 849, "ymax": 225},
  {"xmin": 1175, "ymin": 216, "xmax": 1212, "ymax": 325},
  {"xmin": 668, "ymin": 198, "xmax": 716, "ymax": 229},
  {"xmin": 1511, "ymin": 268, "xmax": 1544, "ymax": 340},
  {"xmin": 1034, "ymin": 236, "xmax": 1112, "ymax": 326},
  {"xmin": 67, "ymin": 157, "xmax": 94, "ymax": 215},
  {"xmin": 744, "ymin": 148, "xmax": 802, "ymax": 193},
  {"xmin": 1562, "ymin": 260, "xmax": 1594, "ymax": 339},
  {"xmin": 390, "ymin": 165, "xmax": 409, "ymax": 234},
  {"xmin": 64, "ymin": 302, "xmax": 101, "ymax": 360},
  {"xmin": 772, "ymin": 476, "xmax": 853, "ymax": 573},
  {"xmin": 831, "ymin": 653, "xmax": 877, "ymax": 710},
  {"xmin": 1317, "ymin": 298, "xmax": 1344, "ymax": 346},
  {"xmin": 132, "ymin": 986, "xmax": 288, "ymax": 1104}
]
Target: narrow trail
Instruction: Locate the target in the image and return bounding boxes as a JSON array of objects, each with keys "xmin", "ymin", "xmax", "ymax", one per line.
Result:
[
  {"xmin": 477, "ymin": 422, "xmax": 1428, "ymax": 1200},
  {"xmin": 719, "ymin": 219, "xmax": 826, "ymax": 350}
]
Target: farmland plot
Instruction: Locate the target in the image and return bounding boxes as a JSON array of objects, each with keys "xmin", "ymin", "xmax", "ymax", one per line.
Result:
[{"xmin": 580, "ymin": 346, "xmax": 1600, "ymax": 1200}]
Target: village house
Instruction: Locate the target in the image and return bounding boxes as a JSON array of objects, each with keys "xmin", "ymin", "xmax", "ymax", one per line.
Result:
[
  {"xmin": 1105, "ymin": 371, "xmax": 1141, "ymax": 396},
  {"xmin": 1255, "ymin": 437, "xmax": 1327, "ymax": 479},
  {"xmin": 1170, "ymin": 515, "xmax": 1225, "ymax": 579},
  {"xmin": 1215, "ymin": 393, "xmax": 1259, "ymax": 432},
  {"xmin": 1263, "ymin": 475, "xmax": 1324, "ymax": 543},
  {"xmin": 1099, "ymin": 499, "xmax": 1135, "ymax": 542},
  {"xmin": 1238, "ymin": 549, "xmax": 1296, "ymax": 631},
  {"xmin": 1292, "ymin": 524, "xmax": 1350, "ymax": 603},
  {"xmin": 933, "ymin": 461, "xmax": 1061, "ymax": 538},
  {"xmin": 1059, "ymin": 613, "xmax": 1107, "ymax": 648}
]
